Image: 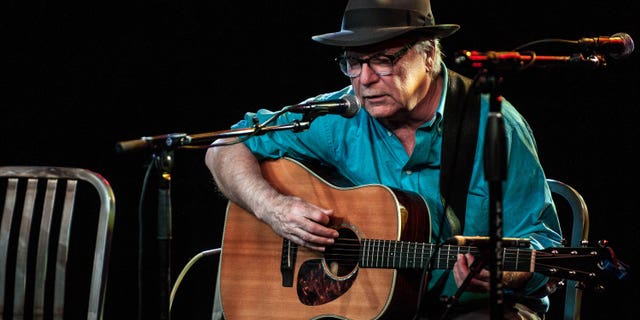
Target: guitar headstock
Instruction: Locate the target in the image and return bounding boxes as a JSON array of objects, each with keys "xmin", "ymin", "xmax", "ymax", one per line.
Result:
[{"xmin": 535, "ymin": 244, "xmax": 610, "ymax": 283}]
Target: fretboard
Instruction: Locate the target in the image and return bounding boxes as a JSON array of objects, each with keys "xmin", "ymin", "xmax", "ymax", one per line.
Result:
[{"xmin": 359, "ymin": 238, "xmax": 534, "ymax": 272}]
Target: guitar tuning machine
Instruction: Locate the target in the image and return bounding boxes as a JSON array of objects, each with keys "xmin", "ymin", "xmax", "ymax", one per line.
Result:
[
  {"xmin": 597, "ymin": 239, "xmax": 609, "ymax": 247},
  {"xmin": 557, "ymin": 279, "xmax": 566, "ymax": 288}
]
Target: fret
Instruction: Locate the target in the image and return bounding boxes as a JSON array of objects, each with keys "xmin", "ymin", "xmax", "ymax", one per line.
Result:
[
  {"xmin": 425, "ymin": 244, "xmax": 432, "ymax": 269},
  {"xmin": 405, "ymin": 242, "xmax": 410, "ymax": 268},
  {"xmin": 363, "ymin": 239, "xmax": 369, "ymax": 266},
  {"xmin": 377, "ymin": 239, "xmax": 382, "ymax": 267},
  {"xmin": 378, "ymin": 239, "xmax": 384, "ymax": 267},
  {"xmin": 380, "ymin": 241, "xmax": 384, "ymax": 267},
  {"xmin": 379, "ymin": 239, "xmax": 384, "ymax": 268},
  {"xmin": 359, "ymin": 239, "xmax": 365, "ymax": 266},
  {"xmin": 396, "ymin": 240, "xmax": 401, "ymax": 267},
  {"xmin": 383, "ymin": 240, "xmax": 388, "ymax": 268},
  {"xmin": 383, "ymin": 239, "xmax": 389, "ymax": 267},
  {"xmin": 382, "ymin": 239, "xmax": 387, "ymax": 267},
  {"xmin": 378, "ymin": 239, "xmax": 382, "ymax": 266},
  {"xmin": 409, "ymin": 242, "xmax": 415, "ymax": 268},
  {"xmin": 371, "ymin": 239, "xmax": 381, "ymax": 266},
  {"xmin": 369, "ymin": 239, "xmax": 375, "ymax": 267},
  {"xmin": 376, "ymin": 239, "xmax": 380, "ymax": 267},
  {"xmin": 362, "ymin": 239, "xmax": 368, "ymax": 267},
  {"xmin": 392, "ymin": 240, "xmax": 397, "ymax": 268},
  {"xmin": 411, "ymin": 242, "xmax": 417, "ymax": 268},
  {"xmin": 399, "ymin": 241, "xmax": 404, "ymax": 268},
  {"xmin": 391, "ymin": 240, "xmax": 396, "ymax": 267},
  {"xmin": 405, "ymin": 242, "xmax": 416, "ymax": 268}
]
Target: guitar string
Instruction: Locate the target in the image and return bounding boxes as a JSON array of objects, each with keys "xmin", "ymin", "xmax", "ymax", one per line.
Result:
[{"xmin": 321, "ymin": 237, "xmax": 599, "ymax": 277}]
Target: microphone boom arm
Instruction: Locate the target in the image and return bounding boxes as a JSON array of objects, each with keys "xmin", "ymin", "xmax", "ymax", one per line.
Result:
[
  {"xmin": 115, "ymin": 120, "xmax": 311, "ymax": 153},
  {"xmin": 455, "ymin": 50, "xmax": 607, "ymax": 70},
  {"xmin": 115, "ymin": 94, "xmax": 359, "ymax": 153}
]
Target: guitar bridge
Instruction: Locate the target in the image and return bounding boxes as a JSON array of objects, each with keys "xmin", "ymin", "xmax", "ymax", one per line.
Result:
[{"xmin": 281, "ymin": 239, "xmax": 297, "ymax": 287}]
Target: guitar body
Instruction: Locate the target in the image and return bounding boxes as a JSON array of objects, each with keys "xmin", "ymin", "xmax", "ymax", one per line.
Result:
[{"xmin": 219, "ymin": 158, "xmax": 430, "ymax": 319}]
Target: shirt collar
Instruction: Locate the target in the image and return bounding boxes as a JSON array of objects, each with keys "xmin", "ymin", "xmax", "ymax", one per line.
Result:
[{"xmin": 419, "ymin": 63, "xmax": 448, "ymax": 131}]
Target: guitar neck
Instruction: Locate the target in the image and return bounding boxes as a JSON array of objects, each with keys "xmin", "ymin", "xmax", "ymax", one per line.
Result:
[{"xmin": 357, "ymin": 238, "xmax": 533, "ymax": 272}]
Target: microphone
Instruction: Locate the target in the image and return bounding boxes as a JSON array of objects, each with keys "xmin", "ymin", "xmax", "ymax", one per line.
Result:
[
  {"xmin": 285, "ymin": 94, "xmax": 360, "ymax": 118},
  {"xmin": 445, "ymin": 236, "xmax": 531, "ymax": 248},
  {"xmin": 577, "ymin": 33, "xmax": 635, "ymax": 59}
]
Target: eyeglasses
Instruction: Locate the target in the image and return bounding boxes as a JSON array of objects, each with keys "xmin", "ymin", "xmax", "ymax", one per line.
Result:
[{"xmin": 335, "ymin": 43, "xmax": 414, "ymax": 78}]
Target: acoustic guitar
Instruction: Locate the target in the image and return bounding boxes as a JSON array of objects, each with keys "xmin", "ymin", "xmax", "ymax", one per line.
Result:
[{"xmin": 219, "ymin": 157, "xmax": 610, "ymax": 319}]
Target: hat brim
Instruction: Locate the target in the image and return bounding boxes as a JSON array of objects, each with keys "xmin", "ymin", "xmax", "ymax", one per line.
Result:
[{"xmin": 312, "ymin": 24, "xmax": 460, "ymax": 47}]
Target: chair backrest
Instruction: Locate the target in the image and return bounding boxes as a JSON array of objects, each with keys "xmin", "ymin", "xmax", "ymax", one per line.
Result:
[
  {"xmin": 546, "ymin": 178, "xmax": 590, "ymax": 320},
  {"xmin": 0, "ymin": 166, "xmax": 115, "ymax": 320}
]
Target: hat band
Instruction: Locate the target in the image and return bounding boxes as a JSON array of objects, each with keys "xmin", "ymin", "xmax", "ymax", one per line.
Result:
[{"xmin": 342, "ymin": 8, "xmax": 432, "ymax": 30}]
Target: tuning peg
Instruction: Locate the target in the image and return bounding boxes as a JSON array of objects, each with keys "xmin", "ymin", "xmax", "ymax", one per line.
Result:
[
  {"xmin": 578, "ymin": 280, "xmax": 607, "ymax": 293},
  {"xmin": 557, "ymin": 279, "xmax": 566, "ymax": 288},
  {"xmin": 597, "ymin": 239, "xmax": 609, "ymax": 247},
  {"xmin": 593, "ymin": 284, "xmax": 607, "ymax": 293}
]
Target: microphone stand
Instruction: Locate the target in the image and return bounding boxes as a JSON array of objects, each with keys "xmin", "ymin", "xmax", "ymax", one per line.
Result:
[
  {"xmin": 156, "ymin": 147, "xmax": 174, "ymax": 320},
  {"xmin": 115, "ymin": 118, "xmax": 311, "ymax": 320},
  {"xmin": 118, "ymin": 132, "xmax": 187, "ymax": 320},
  {"xmin": 480, "ymin": 69, "xmax": 507, "ymax": 320},
  {"xmin": 453, "ymin": 49, "xmax": 607, "ymax": 319}
]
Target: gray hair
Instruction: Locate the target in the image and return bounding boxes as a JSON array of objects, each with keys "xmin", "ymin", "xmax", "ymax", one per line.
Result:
[{"xmin": 414, "ymin": 38, "xmax": 443, "ymax": 77}]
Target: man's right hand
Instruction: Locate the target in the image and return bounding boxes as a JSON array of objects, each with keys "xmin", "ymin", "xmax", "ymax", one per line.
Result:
[{"xmin": 255, "ymin": 194, "xmax": 339, "ymax": 252}]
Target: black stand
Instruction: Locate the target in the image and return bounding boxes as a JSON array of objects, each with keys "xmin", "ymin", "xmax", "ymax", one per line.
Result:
[
  {"xmin": 155, "ymin": 150, "xmax": 174, "ymax": 320},
  {"xmin": 115, "ymin": 117, "xmax": 312, "ymax": 320},
  {"xmin": 482, "ymin": 75, "xmax": 507, "ymax": 320},
  {"xmin": 453, "ymin": 49, "xmax": 609, "ymax": 320}
]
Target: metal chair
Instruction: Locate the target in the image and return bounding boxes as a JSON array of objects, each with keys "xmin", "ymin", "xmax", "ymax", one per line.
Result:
[
  {"xmin": 546, "ymin": 178, "xmax": 590, "ymax": 320},
  {"xmin": 0, "ymin": 166, "xmax": 115, "ymax": 320}
]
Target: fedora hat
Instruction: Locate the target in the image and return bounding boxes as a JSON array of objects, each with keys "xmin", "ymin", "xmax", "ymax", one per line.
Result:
[{"xmin": 312, "ymin": 0, "xmax": 460, "ymax": 47}]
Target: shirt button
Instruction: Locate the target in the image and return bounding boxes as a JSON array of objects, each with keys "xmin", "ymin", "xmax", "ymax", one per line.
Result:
[
  {"xmin": 405, "ymin": 170, "xmax": 413, "ymax": 175},
  {"xmin": 387, "ymin": 131, "xmax": 393, "ymax": 136}
]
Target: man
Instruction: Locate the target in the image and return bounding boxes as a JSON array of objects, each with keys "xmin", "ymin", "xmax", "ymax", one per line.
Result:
[{"xmin": 205, "ymin": 0, "xmax": 563, "ymax": 319}]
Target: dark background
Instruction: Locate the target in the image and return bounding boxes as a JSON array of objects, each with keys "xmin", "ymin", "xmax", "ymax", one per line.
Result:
[{"xmin": 2, "ymin": 1, "xmax": 638, "ymax": 319}]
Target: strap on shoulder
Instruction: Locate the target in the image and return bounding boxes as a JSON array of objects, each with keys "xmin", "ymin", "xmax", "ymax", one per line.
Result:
[{"xmin": 440, "ymin": 70, "xmax": 481, "ymax": 234}]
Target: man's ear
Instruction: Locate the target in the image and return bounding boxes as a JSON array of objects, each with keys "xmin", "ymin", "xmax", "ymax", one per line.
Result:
[{"xmin": 425, "ymin": 51, "xmax": 435, "ymax": 71}]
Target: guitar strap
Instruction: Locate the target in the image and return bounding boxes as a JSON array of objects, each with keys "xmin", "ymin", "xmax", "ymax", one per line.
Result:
[
  {"xmin": 419, "ymin": 70, "xmax": 481, "ymax": 316},
  {"xmin": 439, "ymin": 69, "xmax": 481, "ymax": 236}
]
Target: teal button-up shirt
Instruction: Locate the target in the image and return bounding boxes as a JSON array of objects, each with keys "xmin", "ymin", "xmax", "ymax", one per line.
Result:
[{"xmin": 231, "ymin": 64, "xmax": 563, "ymax": 312}]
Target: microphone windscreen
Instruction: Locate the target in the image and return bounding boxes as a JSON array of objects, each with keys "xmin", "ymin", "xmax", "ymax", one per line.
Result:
[
  {"xmin": 341, "ymin": 94, "xmax": 361, "ymax": 118},
  {"xmin": 611, "ymin": 32, "xmax": 634, "ymax": 59}
]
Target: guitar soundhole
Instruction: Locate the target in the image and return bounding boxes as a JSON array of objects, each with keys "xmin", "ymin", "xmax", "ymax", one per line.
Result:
[{"xmin": 324, "ymin": 227, "xmax": 359, "ymax": 277}]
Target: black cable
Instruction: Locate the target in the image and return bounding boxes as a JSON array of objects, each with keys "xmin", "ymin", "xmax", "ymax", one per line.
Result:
[
  {"xmin": 137, "ymin": 157, "xmax": 155, "ymax": 320},
  {"xmin": 413, "ymin": 240, "xmax": 447, "ymax": 320},
  {"xmin": 440, "ymin": 256, "xmax": 487, "ymax": 320},
  {"xmin": 512, "ymin": 38, "xmax": 576, "ymax": 51}
]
